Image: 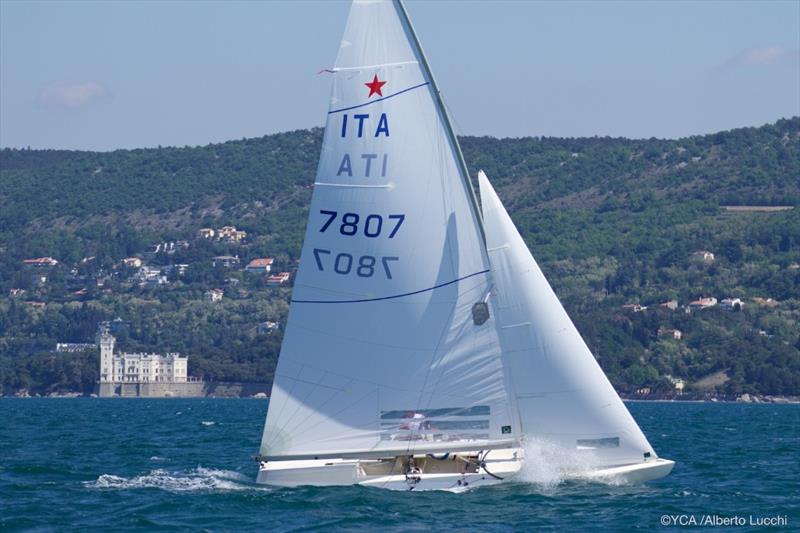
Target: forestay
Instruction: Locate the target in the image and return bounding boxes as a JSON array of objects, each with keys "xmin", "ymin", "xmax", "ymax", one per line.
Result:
[
  {"xmin": 479, "ymin": 172, "xmax": 657, "ymax": 467},
  {"xmin": 260, "ymin": 0, "xmax": 515, "ymax": 460}
]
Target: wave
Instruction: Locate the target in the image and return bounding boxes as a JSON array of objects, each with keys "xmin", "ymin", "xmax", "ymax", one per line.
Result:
[
  {"xmin": 84, "ymin": 467, "xmax": 267, "ymax": 493},
  {"xmin": 201, "ymin": 421, "xmax": 215, "ymax": 426},
  {"xmin": 517, "ymin": 438, "xmax": 629, "ymax": 488}
]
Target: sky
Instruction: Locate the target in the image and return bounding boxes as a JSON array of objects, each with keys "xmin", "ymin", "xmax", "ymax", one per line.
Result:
[{"xmin": 1, "ymin": 0, "xmax": 798, "ymax": 151}]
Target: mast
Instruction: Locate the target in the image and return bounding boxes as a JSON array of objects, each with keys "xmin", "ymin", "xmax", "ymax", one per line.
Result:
[{"xmin": 393, "ymin": 0, "xmax": 487, "ymax": 248}]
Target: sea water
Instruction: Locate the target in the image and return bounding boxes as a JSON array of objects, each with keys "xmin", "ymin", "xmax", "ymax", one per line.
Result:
[{"xmin": 1, "ymin": 399, "xmax": 797, "ymax": 531}]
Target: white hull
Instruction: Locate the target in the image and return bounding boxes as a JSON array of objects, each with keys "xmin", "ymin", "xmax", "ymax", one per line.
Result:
[
  {"xmin": 583, "ymin": 458, "xmax": 675, "ymax": 484},
  {"xmin": 256, "ymin": 449, "xmax": 674, "ymax": 491},
  {"xmin": 257, "ymin": 448, "xmax": 521, "ymax": 491}
]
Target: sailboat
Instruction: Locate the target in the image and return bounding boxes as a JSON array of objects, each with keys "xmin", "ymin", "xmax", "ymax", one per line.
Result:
[{"xmin": 256, "ymin": 0, "xmax": 674, "ymax": 490}]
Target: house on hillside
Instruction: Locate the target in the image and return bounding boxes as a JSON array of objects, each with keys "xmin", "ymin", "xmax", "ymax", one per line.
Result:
[
  {"xmin": 122, "ymin": 257, "xmax": 143, "ymax": 268},
  {"xmin": 720, "ymin": 298, "xmax": 743, "ymax": 311},
  {"xmin": 688, "ymin": 297, "xmax": 717, "ymax": 310},
  {"xmin": 213, "ymin": 255, "xmax": 240, "ymax": 268},
  {"xmin": 23, "ymin": 257, "xmax": 59, "ymax": 267},
  {"xmin": 659, "ymin": 300, "xmax": 678, "ymax": 310},
  {"xmin": 197, "ymin": 228, "xmax": 215, "ymax": 239},
  {"xmin": 162, "ymin": 264, "xmax": 189, "ymax": 277},
  {"xmin": 622, "ymin": 303, "xmax": 647, "ymax": 313},
  {"xmin": 97, "ymin": 318, "xmax": 127, "ymax": 335},
  {"xmin": 133, "ymin": 266, "xmax": 167, "ymax": 287},
  {"xmin": 56, "ymin": 342, "xmax": 96, "ymax": 353},
  {"xmin": 204, "ymin": 288, "xmax": 224, "ymax": 302},
  {"xmin": 666, "ymin": 375, "xmax": 686, "ymax": 393},
  {"xmin": 217, "ymin": 226, "xmax": 247, "ymax": 243},
  {"xmin": 257, "ymin": 320, "xmax": 279, "ymax": 334},
  {"xmin": 691, "ymin": 250, "xmax": 715, "ymax": 263},
  {"xmin": 245, "ymin": 258, "xmax": 274, "ymax": 273},
  {"xmin": 658, "ymin": 328, "xmax": 683, "ymax": 340},
  {"xmin": 150, "ymin": 241, "xmax": 189, "ymax": 254},
  {"xmin": 266, "ymin": 272, "xmax": 291, "ymax": 286},
  {"xmin": 752, "ymin": 297, "xmax": 779, "ymax": 308}
]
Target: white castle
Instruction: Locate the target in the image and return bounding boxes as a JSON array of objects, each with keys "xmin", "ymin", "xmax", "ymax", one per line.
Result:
[{"xmin": 98, "ymin": 327, "xmax": 189, "ymax": 384}]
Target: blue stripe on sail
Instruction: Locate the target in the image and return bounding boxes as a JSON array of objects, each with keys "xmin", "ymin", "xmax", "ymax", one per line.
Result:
[
  {"xmin": 292, "ymin": 269, "xmax": 489, "ymax": 304},
  {"xmin": 328, "ymin": 82, "xmax": 430, "ymax": 114}
]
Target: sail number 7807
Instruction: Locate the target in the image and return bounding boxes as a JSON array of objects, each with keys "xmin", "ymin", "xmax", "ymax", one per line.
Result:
[{"xmin": 319, "ymin": 210, "xmax": 405, "ymax": 238}]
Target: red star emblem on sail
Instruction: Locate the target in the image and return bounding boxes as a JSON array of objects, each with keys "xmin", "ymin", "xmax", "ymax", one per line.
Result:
[{"xmin": 364, "ymin": 74, "xmax": 387, "ymax": 97}]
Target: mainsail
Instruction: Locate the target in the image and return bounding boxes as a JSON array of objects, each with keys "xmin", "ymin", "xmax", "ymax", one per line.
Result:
[
  {"xmin": 260, "ymin": 0, "xmax": 515, "ymax": 460},
  {"xmin": 479, "ymin": 171, "xmax": 657, "ymax": 467}
]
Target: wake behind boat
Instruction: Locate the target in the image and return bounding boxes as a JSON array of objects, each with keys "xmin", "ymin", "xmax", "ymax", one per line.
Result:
[{"xmin": 256, "ymin": 0, "xmax": 673, "ymax": 491}]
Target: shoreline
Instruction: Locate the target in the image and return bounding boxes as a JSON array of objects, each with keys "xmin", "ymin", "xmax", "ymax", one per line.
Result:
[
  {"xmin": 3, "ymin": 393, "xmax": 799, "ymax": 404},
  {"xmin": 2, "ymin": 392, "xmax": 270, "ymax": 399},
  {"xmin": 620, "ymin": 392, "xmax": 800, "ymax": 404}
]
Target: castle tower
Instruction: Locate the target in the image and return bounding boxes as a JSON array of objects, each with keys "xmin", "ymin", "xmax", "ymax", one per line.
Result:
[{"xmin": 97, "ymin": 326, "xmax": 116, "ymax": 383}]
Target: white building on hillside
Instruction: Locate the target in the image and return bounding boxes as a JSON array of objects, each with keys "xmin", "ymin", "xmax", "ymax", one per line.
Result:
[
  {"xmin": 245, "ymin": 258, "xmax": 274, "ymax": 273},
  {"xmin": 720, "ymin": 298, "xmax": 744, "ymax": 311},
  {"xmin": 98, "ymin": 328, "xmax": 189, "ymax": 384}
]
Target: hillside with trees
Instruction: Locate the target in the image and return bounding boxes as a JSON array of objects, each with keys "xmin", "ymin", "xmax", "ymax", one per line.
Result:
[{"xmin": 0, "ymin": 117, "xmax": 798, "ymax": 396}]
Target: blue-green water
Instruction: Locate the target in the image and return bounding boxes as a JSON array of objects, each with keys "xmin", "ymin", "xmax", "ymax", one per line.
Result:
[{"xmin": 1, "ymin": 399, "xmax": 797, "ymax": 531}]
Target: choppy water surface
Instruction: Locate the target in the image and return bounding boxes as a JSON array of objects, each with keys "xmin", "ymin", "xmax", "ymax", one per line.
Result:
[{"xmin": 1, "ymin": 399, "xmax": 797, "ymax": 531}]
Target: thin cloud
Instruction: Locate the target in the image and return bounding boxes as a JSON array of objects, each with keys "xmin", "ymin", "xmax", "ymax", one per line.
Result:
[
  {"xmin": 38, "ymin": 81, "xmax": 110, "ymax": 108},
  {"xmin": 720, "ymin": 46, "xmax": 800, "ymax": 70}
]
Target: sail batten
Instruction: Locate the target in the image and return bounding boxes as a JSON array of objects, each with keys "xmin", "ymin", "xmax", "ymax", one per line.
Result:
[
  {"xmin": 328, "ymin": 81, "xmax": 430, "ymax": 114},
  {"xmin": 332, "ymin": 60, "xmax": 420, "ymax": 72},
  {"xmin": 291, "ymin": 269, "xmax": 490, "ymax": 304}
]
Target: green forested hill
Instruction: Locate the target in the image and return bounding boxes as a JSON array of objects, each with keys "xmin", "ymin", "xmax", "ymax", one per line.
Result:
[{"xmin": 1, "ymin": 118, "xmax": 798, "ymax": 396}]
